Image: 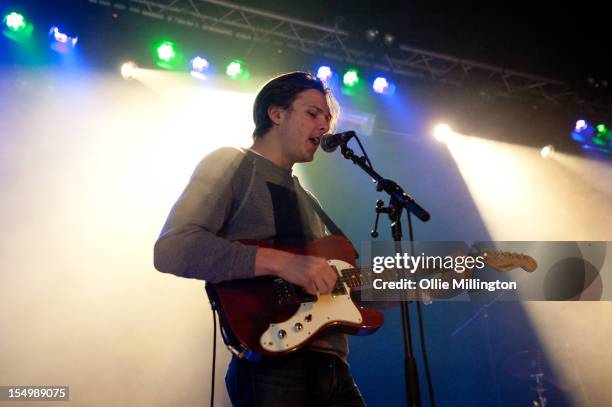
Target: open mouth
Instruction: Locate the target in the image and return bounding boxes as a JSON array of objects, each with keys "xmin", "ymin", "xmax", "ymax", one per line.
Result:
[{"xmin": 308, "ymin": 137, "xmax": 320, "ymax": 146}]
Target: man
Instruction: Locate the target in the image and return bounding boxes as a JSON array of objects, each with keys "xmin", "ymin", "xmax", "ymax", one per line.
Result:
[{"xmin": 154, "ymin": 71, "xmax": 366, "ymax": 406}]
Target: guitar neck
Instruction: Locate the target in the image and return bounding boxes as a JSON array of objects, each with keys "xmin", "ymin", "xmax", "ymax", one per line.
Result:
[
  {"xmin": 336, "ymin": 267, "xmax": 370, "ymax": 289},
  {"xmin": 337, "ymin": 250, "xmax": 535, "ymax": 291}
]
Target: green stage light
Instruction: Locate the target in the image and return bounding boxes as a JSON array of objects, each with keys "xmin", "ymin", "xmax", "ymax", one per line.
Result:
[
  {"xmin": 343, "ymin": 69, "xmax": 359, "ymax": 87},
  {"xmin": 596, "ymin": 123, "xmax": 609, "ymax": 138},
  {"xmin": 153, "ymin": 40, "xmax": 183, "ymax": 69},
  {"xmin": 4, "ymin": 12, "xmax": 26, "ymax": 32},
  {"xmin": 156, "ymin": 42, "xmax": 176, "ymax": 62},
  {"xmin": 226, "ymin": 60, "xmax": 243, "ymax": 78},
  {"xmin": 3, "ymin": 11, "xmax": 33, "ymax": 42}
]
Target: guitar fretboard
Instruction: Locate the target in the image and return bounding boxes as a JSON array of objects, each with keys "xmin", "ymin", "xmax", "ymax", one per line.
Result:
[{"xmin": 334, "ymin": 267, "xmax": 366, "ymax": 289}]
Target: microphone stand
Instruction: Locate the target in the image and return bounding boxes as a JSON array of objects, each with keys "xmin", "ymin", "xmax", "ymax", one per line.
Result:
[{"xmin": 338, "ymin": 142, "xmax": 431, "ymax": 407}]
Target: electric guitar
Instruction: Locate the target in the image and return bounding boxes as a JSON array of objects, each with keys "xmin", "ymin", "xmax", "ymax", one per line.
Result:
[{"xmin": 205, "ymin": 236, "xmax": 537, "ymax": 360}]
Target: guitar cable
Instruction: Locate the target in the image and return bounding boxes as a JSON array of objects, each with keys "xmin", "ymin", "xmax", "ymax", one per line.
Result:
[{"xmin": 210, "ymin": 309, "xmax": 217, "ymax": 407}]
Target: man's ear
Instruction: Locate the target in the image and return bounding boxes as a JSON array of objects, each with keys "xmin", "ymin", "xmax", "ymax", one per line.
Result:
[{"xmin": 267, "ymin": 105, "xmax": 284, "ymax": 126}]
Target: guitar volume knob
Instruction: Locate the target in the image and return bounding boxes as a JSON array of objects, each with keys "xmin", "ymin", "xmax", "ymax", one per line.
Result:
[
  {"xmin": 277, "ymin": 329, "xmax": 286, "ymax": 339},
  {"xmin": 294, "ymin": 323, "xmax": 303, "ymax": 332}
]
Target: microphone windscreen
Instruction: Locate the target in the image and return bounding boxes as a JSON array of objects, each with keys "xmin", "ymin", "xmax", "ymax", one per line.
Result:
[{"xmin": 320, "ymin": 134, "xmax": 338, "ymax": 153}]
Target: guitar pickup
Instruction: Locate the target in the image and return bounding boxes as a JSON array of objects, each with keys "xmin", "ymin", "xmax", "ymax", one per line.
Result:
[
  {"xmin": 273, "ymin": 278, "xmax": 296, "ymax": 305},
  {"xmin": 273, "ymin": 278, "xmax": 317, "ymax": 304}
]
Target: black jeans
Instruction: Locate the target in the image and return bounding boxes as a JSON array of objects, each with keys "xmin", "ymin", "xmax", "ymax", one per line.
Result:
[{"xmin": 225, "ymin": 349, "xmax": 366, "ymax": 407}]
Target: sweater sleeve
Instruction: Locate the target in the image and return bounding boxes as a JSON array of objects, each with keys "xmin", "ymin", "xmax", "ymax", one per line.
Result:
[{"xmin": 153, "ymin": 147, "xmax": 257, "ymax": 283}]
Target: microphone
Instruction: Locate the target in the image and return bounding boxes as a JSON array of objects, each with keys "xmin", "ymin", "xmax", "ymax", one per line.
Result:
[{"xmin": 320, "ymin": 131, "xmax": 356, "ymax": 153}]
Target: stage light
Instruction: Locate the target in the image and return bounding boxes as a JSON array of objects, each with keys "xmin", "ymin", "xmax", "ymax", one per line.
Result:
[
  {"xmin": 540, "ymin": 145, "xmax": 555, "ymax": 159},
  {"xmin": 49, "ymin": 26, "xmax": 78, "ymax": 52},
  {"xmin": 190, "ymin": 56, "xmax": 209, "ymax": 79},
  {"xmin": 575, "ymin": 119, "xmax": 588, "ymax": 132},
  {"xmin": 191, "ymin": 57, "xmax": 209, "ymax": 72},
  {"xmin": 121, "ymin": 61, "xmax": 137, "ymax": 80},
  {"xmin": 226, "ymin": 60, "xmax": 243, "ymax": 78},
  {"xmin": 3, "ymin": 11, "xmax": 33, "ymax": 41},
  {"xmin": 51, "ymin": 26, "xmax": 77, "ymax": 45},
  {"xmin": 372, "ymin": 77, "xmax": 389, "ymax": 94},
  {"xmin": 433, "ymin": 124, "xmax": 452, "ymax": 143},
  {"xmin": 596, "ymin": 123, "xmax": 609, "ymax": 137},
  {"xmin": 383, "ymin": 33, "xmax": 395, "ymax": 46},
  {"xmin": 53, "ymin": 28, "xmax": 67, "ymax": 43},
  {"xmin": 4, "ymin": 12, "xmax": 25, "ymax": 32},
  {"xmin": 156, "ymin": 42, "xmax": 176, "ymax": 62},
  {"xmin": 343, "ymin": 69, "xmax": 359, "ymax": 87},
  {"xmin": 153, "ymin": 40, "xmax": 184, "ymax": 69},
  {"xmin": 316, "ymin": 66, "xmax": 333, "ymax": 82},
  {"xmin": 570, "ymin": 119, "xmax": 611, "ymax": 154},
  {"xmin": 366, "ymin": 28, "xmax": 379, "ymax": 42}
]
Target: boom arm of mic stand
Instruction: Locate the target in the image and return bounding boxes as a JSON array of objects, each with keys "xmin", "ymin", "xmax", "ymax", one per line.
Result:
[{"xmin": 339, "ymin": 145, "xmax": 431, "ymax": 222}]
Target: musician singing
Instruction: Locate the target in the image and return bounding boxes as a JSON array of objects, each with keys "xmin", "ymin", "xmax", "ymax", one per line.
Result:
[{"xmin": 154, "ymin": 71, "xmax": 367, "ymax": 406}]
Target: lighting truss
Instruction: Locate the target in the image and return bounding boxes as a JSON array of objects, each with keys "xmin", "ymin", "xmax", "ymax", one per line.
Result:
[{"xmin": 89, "ymin": 0, "xmax": 608, "ymax": 112}]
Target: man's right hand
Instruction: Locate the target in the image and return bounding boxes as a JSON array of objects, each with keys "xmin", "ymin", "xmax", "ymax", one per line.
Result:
[{"xmin": 255, "ymin": 247, "xmax": 337, "ymax": 295}]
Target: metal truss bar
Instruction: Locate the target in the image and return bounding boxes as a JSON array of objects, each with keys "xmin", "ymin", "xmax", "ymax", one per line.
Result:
[
  {"xmin": 199, "ymin": 0, "xmax": 349, "ymax": 35},
  {"xmin": 399, "ymin": 44, "xmax": 566, "ymax": 85},
  {"xmin": 86, "ymin": 0, "xmax": 608, "ymax": 111},
  {"xmin": 122, "ymin": 0, "xmax": 350, "ymax": 53}
]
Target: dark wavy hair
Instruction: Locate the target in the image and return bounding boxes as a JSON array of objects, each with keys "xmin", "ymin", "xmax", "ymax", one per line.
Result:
[{"xmin": 252, "ymin": 71, "xmax": 338, "ymax": 138}]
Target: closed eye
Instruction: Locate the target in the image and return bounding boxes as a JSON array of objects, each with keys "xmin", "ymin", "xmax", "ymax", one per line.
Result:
[{"xmin": 307, "ymin": 105, "xmax": 332, "ymax": 124}]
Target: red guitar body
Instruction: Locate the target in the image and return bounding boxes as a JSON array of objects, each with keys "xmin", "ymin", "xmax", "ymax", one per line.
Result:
[{"xmin": 206, "ymin": 236, "xmax": 384, "ymax": 361}]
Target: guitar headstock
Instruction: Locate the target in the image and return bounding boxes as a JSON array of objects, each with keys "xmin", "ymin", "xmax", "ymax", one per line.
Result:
[{"xmin": 482, "ymin": 250, "xmax": 538, "ymax": 273}]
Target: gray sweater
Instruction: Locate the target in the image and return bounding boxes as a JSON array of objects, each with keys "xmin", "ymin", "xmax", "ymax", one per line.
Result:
[{"xmin": 154, "ymin": 147, "xmax": 348, "ymax": 361}]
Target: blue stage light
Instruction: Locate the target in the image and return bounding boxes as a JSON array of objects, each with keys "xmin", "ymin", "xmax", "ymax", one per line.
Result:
[
  {"xmin": 316, "ymin": 66, "xmax": 333, "ymax": 82},
  {"xmin": 373, "ymin": 77, "xmax": 390, "ymax": 94},
  {"xmin": 49, "ymin": 26, "xmax": 78, "ymax": 53},
  {"xmin": 190, "ymin": 56, "xmax": 210, "ymax": 79},
  {"xmin": 575, "ymin": 119, "xmax": 588, "ymax": 132}
]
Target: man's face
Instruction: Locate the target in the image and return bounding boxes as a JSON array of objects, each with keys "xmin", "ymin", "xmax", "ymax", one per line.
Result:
[{"xmin": 276, "ymin": 89, "xmax": 332, "ymax": 165}]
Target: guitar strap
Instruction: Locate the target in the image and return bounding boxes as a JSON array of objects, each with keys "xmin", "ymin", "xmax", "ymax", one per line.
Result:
[{"xmin": 299, "ymin": 183, "xmax": 360, "ymax": 259}]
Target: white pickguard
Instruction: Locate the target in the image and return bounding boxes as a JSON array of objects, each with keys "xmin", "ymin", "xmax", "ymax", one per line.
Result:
[{"xmin": 260, "ymin": 259, "xmax": 362, "ymax": 353}]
